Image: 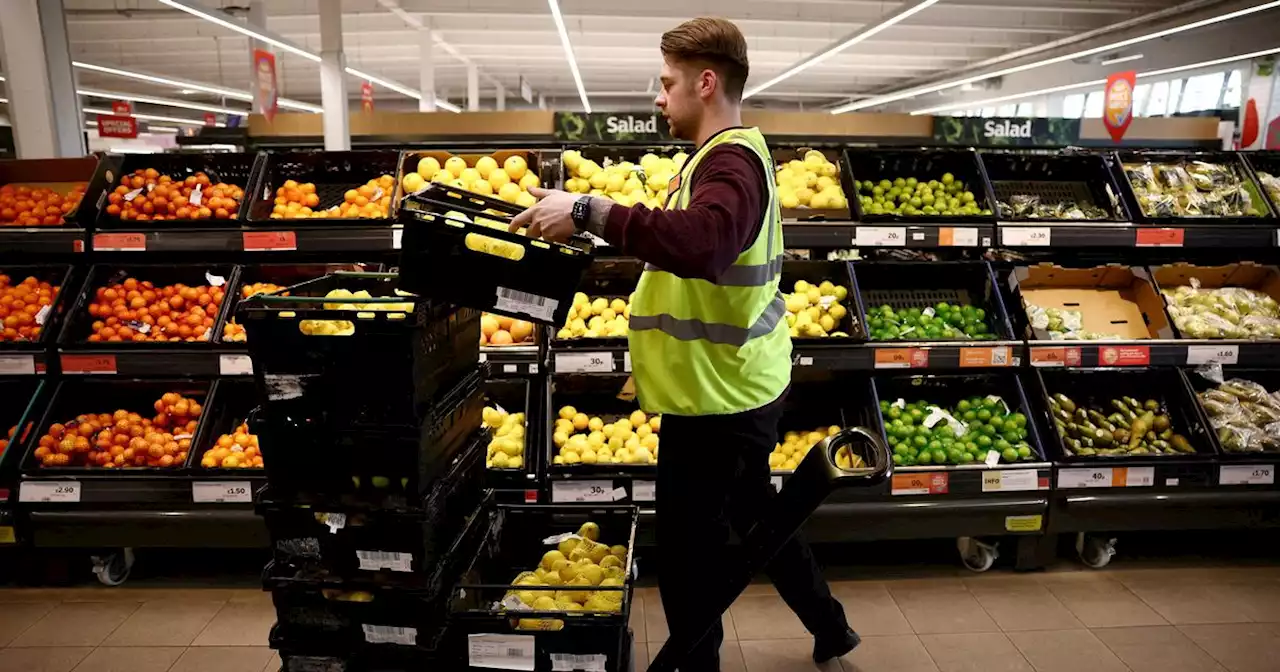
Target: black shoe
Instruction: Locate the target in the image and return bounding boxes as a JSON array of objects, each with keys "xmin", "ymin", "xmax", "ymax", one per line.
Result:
[{"xmin": 813, "ymin": 628, "xmax": 861, "ymax": 663}]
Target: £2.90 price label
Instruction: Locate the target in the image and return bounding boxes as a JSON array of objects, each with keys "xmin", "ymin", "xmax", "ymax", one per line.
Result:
[
  {"xmin": 554, "ymin": 352, "xmax": 614, "ymax": 373},
  {"xmin": 20, "ymin": 481, "xmax": 81, "ymax": 503},
  {"xmin": 552, "ymin": 480, "xmax": 617, "ymax": 503},
  {"xmin": 1058, "ymin": 468, "xmax": 1113, "ymax": 488},
  {"xmin": 1220, "ymin": 464, "xmax": 1275, "ymax": 486},
  {"xmin": 855, "ymin": 227, "xmax": 906, "ymax": 247},
  {"xmin": 192, "ymin": 481, "xmax": 253, "ymax": 503}
]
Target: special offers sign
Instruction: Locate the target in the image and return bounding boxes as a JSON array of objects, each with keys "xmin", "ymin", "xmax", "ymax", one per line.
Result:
[{"xmin": 554, "ymin": 112, "xmax": 670, "ymax": 142}]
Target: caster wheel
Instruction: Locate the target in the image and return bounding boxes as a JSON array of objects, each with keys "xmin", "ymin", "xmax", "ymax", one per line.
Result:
[
  {"xmin": 91, "ymin": 548, "xmax": 135, "ymax": 586},
  {"xmin": 1076, "ymin": 534, "xmax": 1116, "ymax": 569},
  {"xmin": 957, "ymin": 537, "xmax": 998, "ymax": 573}
]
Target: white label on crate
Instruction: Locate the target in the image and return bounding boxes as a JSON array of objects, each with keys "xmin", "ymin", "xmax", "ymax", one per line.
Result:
[
  {"xmin": 623, "ymin": 351, "xmax": 631, "ymax": 373},
  {"xmin": 356, "ymin": 550, "xmax": 414, "ymax": 572},
  {"xmin": 503, "ymin": 364, "xmax": 518, "ymax": 373},
  {"xmin": 494, "ymin": 287, "xmax": 558, "ymax": 323},
  {"xmin": 219, "ymin": 354, "xmax": 254, "ymax": 376},
  {"xmin": 204, "ymin": 272, "xmax": 226, "ymax": 288},
  {"xmin": 0, "ymin": 355, "xmax": 36, "ymax": 376},
  {"xmin": 951, "ymin": 227, "xmax": 979, "ymax": 247},
  {"xmin": 34, "ymin": 304, "xmax": 51, "ymax": 325},
  {"xmin": 771, "ymin": 476, "xmax": 783, "ymax": 491},
  {"xmin": 542, "ymin": 532, "xmax": 583, "ymax": 546},
  {"xmin": 20, "ymin": 481, "xmax": 80, "ymax": 503},
  {"xmin": 1059, "ymin": 468, "xmax": 1113, "ymax": 489},
  {"xmin": 1221, "ymin": 464, "xmax": 1275, "ymax": 486},
  {"xmin": 191, "ymin": 481, "xmax": 252, "ymax": 503},
  {"xmin": 610, "ymin": 486, "xmax": 627, "ymax": 501},
  {"xmin": 469, "ymin": 634, "xmax": 536, "ymax": 671},
  {"xmin": 555, "ymin": 352, "xmax": 614, "ymax": 374},
  {"xmin": 188, "ymin": 184, "xmax": 202, "ymax": 206},
  {"xmin": 855, "ymin": 226, "xmax": 906, "ymax": 247},
  {"xmin": 264, "ymin": 374, "xmax": 304, "ymax": 400},
  {"xmin": 1124, "ymin": 467, "xmax": 1155, "ymax": 487},
  {"xmin": 796, "ymin": 356, "xmax": 814, "ymax": 366},
  {"xmin": 321, "ymin": 513, "xmax": 346, "ymax": 533},
  {"xmin": 551, "ymin": 653, "xmax": 608, "ymax": 672},
  {"xmin": 552, "ymin": 480, "xmax": 615, "ymax": 503},
  {"xmin": 362, "ymin": 624, "xmax": 417, "ymax": 646},
  {"xmin": 1186, "ymin": 345, "xmax": 1239, "ymax": 366},
  {"xmin": 984, "ymin": 451, "xmax": 1001, "ymax": 467},
  {"xmin": 123, "ymin": 187, "xmax": 143, "ymax": 202},
  {"xmin": 1003, "ymin": 227, "xmax": 1052, "ymax": 246},
  {"xmin": 982, "ymin": 470, "xmax": 1039, "ymax": 492},
  {"xmin": 528, "ymin": 363, "xmax": 539, "ymax": 374},
  {"xmin": 632, "ymin": 480, "xmax": 656, "ymax": 502},
  {"xmin": 392, "ymin": 227, "xmax": 403, "ymax": 250}
]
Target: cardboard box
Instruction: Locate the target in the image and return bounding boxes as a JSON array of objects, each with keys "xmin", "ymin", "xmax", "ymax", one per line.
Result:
[
  {"xmin": 1012, "ymin": 264, "xmax": 1172, "ymax": 341},
  {"xmin": 771, "ymin": 147, "xmax": 853, "ymax": 222}
]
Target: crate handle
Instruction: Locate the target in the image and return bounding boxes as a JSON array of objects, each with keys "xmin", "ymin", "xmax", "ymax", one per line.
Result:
[
  {"xmin": 465, "ymin": 232, "xmax": 526, "ymax": 261},
  {"xmin": 298, "ymin": 320, "xmax": 355, "ymax": 336}
]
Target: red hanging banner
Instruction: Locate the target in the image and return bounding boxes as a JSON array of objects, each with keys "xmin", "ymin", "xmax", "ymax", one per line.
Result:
[
  {"xmin": 111, "ymin": 100, "xmax": 132, "ymax": 116},
  {"xmin": 253, "ymin": 48, "xmax": 279, "ymax": 122},
  {"xmin": 361, "ymin": 81, "xmax": 375, "ymax": 113},
  {"xmin": 96, "ymin": 115, "xmax": 138, "ymax": 139},
  {"xmin": 1103, "ymin": 70, "xmax": 1136, "ymax": 143},
  {"xmin": 203, "ymin": 112, "xmax": 217, "ymax": 127}
]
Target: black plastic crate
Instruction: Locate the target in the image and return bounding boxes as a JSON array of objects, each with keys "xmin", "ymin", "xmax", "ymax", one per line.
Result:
[
  {"xmin": 270, "ymin": 624, "xmax": 452, "ymax": 672},
  {"xmin": 483, "ymin": 377, "xmax": 541, "ymax": 490},
  {"xmin": 0, "ymin": 380, "xmax": 46, "ymax": 479},
  {"xmin": 546, "ymin": 374, "xmax": 660, "ymax": 476},
  {"xmin": 853, "ymin": 261, "xmax": 1013, "ymax": 341},
  {"xmin": 397, "ymin": 184, "xmax": 594, "ymax": 327},
  {"xmin": 246, "ymin": 150, "xmax": 402, "ymax": 225},
  {"xmin": 1113, "ymin": 150, "xmax": 1275, "ymax": 224},
  {"xmin": 450, "ymin": 503, "xmax": 637, "ymax": 672},
  {"xmin": 217, "ymin": 263, "xmax": 378, "ymax": 345},
  {"xmin": 191, "ymin": 378, "xmax": 264, "ymax": 472},
  {"xmin": 550, "ymin": 258, "xmax": 639, "ymax": 349},
  {"xmin": 771, "ymin": 145, "xmax": 857, "ymax": 221},
  {"xmin": 95, "ymin": 152, "xmax": 260, "ymax": 227},
  {"xmin": 979, "ymin": 151, "xmax": 1130, "ymax": 222},
  {"xmin": 1032, "ymin": 368, "xmax": 1214, "ymax": 461},
  {"xmin": 259, "ymin": 437, "xmax": 488, "ymax": 587},
  {"xmin": 0, "ymin": 155, "xmax": 112, "ymax": 228},
  {"xmin": 772, "ymin": 371, "xmax": 880, "ymax": 473},
  {"xmin": 1181, "ymin": 367, "xmax": 1280, "ymax": 459},
  {"xmin": 0, "ymin": 264, "xmax": 78, "ymax": 348},
  {"xmin": 16, "ymin": 378, "xmax": 212, "ymax": 475},
  {"xmin": 844, "ymin": 148, "xmax": 997, "ymax": 224},
  {"xmin": 780, "ymin": 260, "xmax": 862, "ymax": 341},
  {"xmin": 396, "ymin": 148, "xmax": 549, "ymax": 206},
  {"xmin": 1242, "ymin": 150, "xmax": 1280, "ymax": 216},
  {"xmin": 56, "ymin": 263, "xmax": 238, "ymax": 348}
]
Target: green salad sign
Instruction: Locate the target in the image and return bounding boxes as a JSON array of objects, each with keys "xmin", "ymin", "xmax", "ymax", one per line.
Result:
[
  {"xmin": 933, "ymin": 117, "xmax": 1081, "ymax": 147},
  {"xmin": 555, "ymin": 112, "xmax": 670, "ymax": 142}
]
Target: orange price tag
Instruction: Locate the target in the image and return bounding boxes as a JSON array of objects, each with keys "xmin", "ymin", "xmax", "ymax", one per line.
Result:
[
  {"xmin": 243, "ymin": 230, "xmax": 298, "ymax": 251},
  {"xmin": 93, "ymin": 233, "xmax": 146, "ymax": 252},
  {"xmin": 1135, "ymin": 228, "xmax": 1184, "ymax": 247},
  {"xmin": 1030, "ymin": 346, "xmax": 1081, "ymax": 367},
  {"xmin": 938, "ymin": 227, "xmax": 978, "ymax": 247},
  {"xmin": 61, "ymin": 354, "xmax": 117, "ymax": 374},
  {"xmin": 874, "ymin": 348, "xmax": 928, "ymax": 369},
  {"xmin": 73, "ymin": 239, "xmax": 85, "ymax": 253},
  {"xmin": 891, "ymin": 472, "xmax": 949, "ymax": 496},
  {"xmin": 959, "ymin": 346, "xmax": 1011, "ymax": 367}
]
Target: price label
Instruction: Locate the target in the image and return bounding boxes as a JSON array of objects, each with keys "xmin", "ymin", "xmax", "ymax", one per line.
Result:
[
  {"xmin": 60, "ymin": 354, "xmax": 117, "ymax": 374},
  {"xmin": 1059, "ymin": 468, "xmax": 1113, "ymax": 488},
  {"xmin": 1030, "ymin": 346, "xmax": 1081, "ymax": 367},
  {"xmin": 939, "ymin": 227, "xmax": 979, "ymax": 247},
  {"xmin": 363, "ymin": 624, "xmax": 417, "ymax": 646},
  {"xmin": 1186, "ymin": 345, "xmax": 1239, "ymax": 366},
  {"xmin": 874, "ymin": 348, "xmax": 928, "ymax": 369},
  {"xmin": 623, "ymin": 351, "xmax": 632, "ymax": 373},
  {"xmin": 1098, "ymin": 345, "xmax": 1151, "ymax": 367},
  {"xmin": 0, "ymin": 355, "xmax": 36, "ymax": 375},
  {"xmin": 1220, "ymin": 464, "xmax": 1275, "ymax": 486},
  {"xmin": 550, "ymin": 653, "xmax": 608, "ymax": 672},
  {"xmin": 219, "ymin": 354, "xmax": 254, "ymax": 376},
  {"xmin": 1135, "ymin": 228, "xmax": 1185, "ymax": 247},
  {"xmin": 93, "ymin": 232, "xmax": 147, "ymax": 252},
  {"xmin": 855, "ymin": 226, "xmax": 906, "ymax": 247},
  {"xmin": 1002, "ymin": 227, "xmax": 1051, "ymax": 247},
  {"xmin": 552, "ymin": 480, "xmax": 617, "ymax": 503},
  {"xmin": 959, "ymin": 346, "xmax": 1011, "ymax": 368},
  {"xmin": 469, "ymin": 634, "xmax": 535, "ymax": 671},
  {"xmin": 631, "ymin": 480, "xmax": 655, "ymax": 502},
  {"xmin": 1005, "ymin": 515, "xmax": 1043, "ymax": 532},
  {"xmin": 192, "ymin": 481, "xmax": 253, "ymax": 503},
  {"xmin": 20, "ymin": 480, "xmax": 81, "ymax": 503},
  {"xmin": 1113, "ymin": 466, "xmax": 1154, "ymax": 487},
  {"xmin": 555, "ymin": 352, "xmax": 614, "ymax": 373},
  {"xmin": 243, "ymin": 230, "xmax": 298, "ymax": 251},
  {"xmin": 392, "ymin": 227, "xmax": 403, "ymax": 250},
  {"xmin": 890, "ymin": 472, "xmax": 949, "ymax": 496},
  {"xmin": 981, "ymin": 469, "xmax": 1040, "ymax": 492},
  {"xmin": 356, "ymin": 550, "xmax": 414, "ymax": 572},
  {"xmin": 771, "ymin": 476, "xmax": 783, "ymax": 491}
]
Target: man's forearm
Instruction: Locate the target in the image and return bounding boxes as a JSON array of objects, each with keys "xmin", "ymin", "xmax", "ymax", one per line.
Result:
[{"xmin": 583, "ymin": 196, "xmax": 614, "ymax": 239}]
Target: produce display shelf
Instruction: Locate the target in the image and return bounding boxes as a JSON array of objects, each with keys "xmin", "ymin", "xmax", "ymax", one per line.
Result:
[
  {"xmin": 795, "ymin": 340, "xmax": 1024, "ymax": 370},
  {"xmin": 1024, "ymin": 339, "xmax": 1280, "ymax": 369},
  {"xmin": 17, "ymin": 472, "xmax": 266, "ymax": 506},
  {"xmin": 480, "ymin": 345, "xmax": 542, "ymax": 377},
  {"xmin": 0, "ymin": 229, "xmax": 87, "ymax": 255},
  {"xmin": 86, "ymin": 225, "xmax": 401, "ymax": 254},
  {"xmin": 54, "ymin": 348, "xmax": 254, "ymax": 377},
  {"xmin": 25, "ymin": 507, "xmax": 268, "ymax": 548},
  {"xmin": 781, "ymin": 223, "xmax": 997, "ymax": 249},
  {"xmin": 998, "ymin": 222, "xmax": 1277, "ymax": 249}
]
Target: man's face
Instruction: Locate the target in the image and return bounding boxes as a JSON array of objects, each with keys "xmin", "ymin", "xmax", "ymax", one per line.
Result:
[{"xmin": 655, "ymin": 57, "xmax": 702, "ymax": 142}]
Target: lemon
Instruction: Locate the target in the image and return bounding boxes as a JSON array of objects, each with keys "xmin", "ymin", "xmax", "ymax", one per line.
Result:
[
  {"xmin": 649, "ymin": 416, "xmax": 661, "ymax": 433},
  {"xmin": 605, "ymin": 173, "xmax": 626, "ymax": 193},
  {"xmin": 641, "ymin": 434, "xmax": 658, "ymax": 451},
  {"xmin": 460, "ymin": 168, "xmax": 481, "ymax": 186},
  {"xmin": 516, "ymin": 191, "xmax": 537, "ymax": 208},
  {"xmin": 636, "ymin": 424, "xmax": 652, "ymax": 439},
  {"xmin": 578, "ymin": 564, "xmax": 604, "ymax": 585},
  {"xmin": 780, "ymin": 189, "xmax": 800, "ymax": 209},
  {"xmin": 401, "ymin": 172, "xmax": 426, "ymax": 194},
  {"xmin": 600, "ymin": 554, "xmax": 623, "ymax": 570},
  {"xmin": 504, "ymin": 155, "xmax": 529, "ymax": 181},
  {"xmin": 445, "ymin": 156, "xmax": 467, "ymax": 178},
  {"xmin": 533, "ymin": 595, "xmax": 558, "ymax": 611},
  {"xmin": 476, "ymin": 156, "xmax": 499, "ymax": 179},
  {"xmin": 629, "ymin": 410, "xmax": 647, "ymax": 428},
  {"xmin": 519, "ymin": 172, "xmax": 540, "ymax": 191},
  {"xmin": 834, "ymin": 285, "xmax": 848, "ymax": 301},
  {"xmin": 416, "ymin": 156, "xmax": 441, "ymax": 179},
  {"xmin": 553, "ymin": 431, "xmax": 568, "ymax": 447},
  {"xmin": 472, "ymin": 180, "xmax": 494, "ymax": 196},
  {"xmin": 563, "ymin": 150, "xmax": 582, "ymax": 171},
  {"xmin": 577, "ymin": 160, "xmax": 600, "ymax": 179}
]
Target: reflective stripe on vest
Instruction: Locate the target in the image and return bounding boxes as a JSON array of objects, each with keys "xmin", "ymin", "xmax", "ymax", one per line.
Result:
[
  {"xmin": 642, "ymin": 214, "xmax": 782, "ymax": 287},
  {"xmin": 629, "ymin": 292, "xmax": 786, "ymax": 346}
]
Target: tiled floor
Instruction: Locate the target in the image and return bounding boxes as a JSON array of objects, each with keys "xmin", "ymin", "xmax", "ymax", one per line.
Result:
[{"xmin": 0, "ymin": 565, "xmax": 1279, "ymax": 671}]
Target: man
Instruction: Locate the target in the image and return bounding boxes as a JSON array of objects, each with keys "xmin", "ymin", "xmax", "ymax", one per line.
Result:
[{"xmin": 511, "ymin": 17, "xmax": 858, "ymax": 670}]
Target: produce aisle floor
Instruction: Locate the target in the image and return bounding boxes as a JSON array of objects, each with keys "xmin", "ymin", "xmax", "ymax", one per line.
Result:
[{"xmin": 0, "ymin": 554, "xmax": 1278, "ymax": 671}]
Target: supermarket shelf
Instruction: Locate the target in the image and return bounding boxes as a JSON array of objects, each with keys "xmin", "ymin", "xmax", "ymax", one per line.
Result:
[
  {"xmin": 1048, "ymin": 488, "xmax": 1280, "ymax": 534},
  {"xmin": 88, "ymin": 226, "xmax": 401, "ymax": 254},
  {"xmin": 0, "ymin": 228, "xmax": 86, "ymax": 255},
  {"xmin": 480, "ymin": 345, "xmax": 542, "ymax": 376},
  {"xmin": 781, "ymin": 223, "xmax": 996, "ymax": 248},
  {"xmin": 26, "ymin": 508, "xmax": 268, "ymax": 548},
  {"xmin": 998, "ymin": 223, "xmax": 1276, "ymax": 249},
  {"xmin": 55, "ymin": 349, "xmax": 254, "ymax": 377},
  {"xmin": 18, "ymin": 473, "xmax": 266, "ymax": 506},
  {"xmin": 1025, "ymin": 339, "xmax": 1280, "ymax": 368},
  {"xmin": 796, "ymin": 341, "xmax": 1022, "ymax": 370},
  {"xmin": 0, "ymin": 352, "xmax": 52, "ymax": 376}
]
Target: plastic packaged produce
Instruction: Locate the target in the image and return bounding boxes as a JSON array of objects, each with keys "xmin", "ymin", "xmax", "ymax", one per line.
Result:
[
  {"xmin": 0, "ymin": 274, "xmax": 59, "ymax": 342},
  {"xmin": 1123, "ymin": 160, "xmax": 1263, "ymax": 217},
  {"xmin": 201, "ymin": 422, "xmax": 263, "ymax": 468},
  {"xmin": 784, "ymin": 279, "xmax": 852, "ymax": 338},
  {"xmin": 564, "ymin": 150, "xmax": 682, "ymax": 209},
  {"xmin": 499, "ymin": 521, "xmax": 629, "ymax": 629},
  {"xmin": 1161, "ymin": 278, "xmax": 1280, "ymax": 339},
  {"xmin": 856, "ymin": 173, "xmax": 990, "ymax": 217},
  {"xmin": 880, "ymin": 396, "xmax": 1034, "ymax": 466},
  {"xmin": 1047, "ymin": 393, "xmax": 1194, "ymax": 457},
  {"xmin": 866, "ymin": 302, "xmax": 993, "ymax": 341},
  {"xmin": 775, "ymin": 151, "xmax": 848, "ymax": 210},
  {"xmin": 1198, "ymin": 378, "xmax": 1280, "ymax": 453},
  {"xmin": 482, "ymin": 405, "xmax": 526, "ymax": 469},
  {"xmin": 996, "ymin": 193, "xmax": 1108, "ymax": 220},
  {"xmin": 1259, "ymin": 171, "xmax": 1280, "ymax": 208},
  {"xmin": 552, "ymin": 406, "xmax": 659, "ymax": 465},
  {"xmin": 1026, "ymin": 303, "xmax": 1122, "ymax": 340},
  {"xmin": 33, "ymin": 392, "xmax": 201, "ymax": 468}
]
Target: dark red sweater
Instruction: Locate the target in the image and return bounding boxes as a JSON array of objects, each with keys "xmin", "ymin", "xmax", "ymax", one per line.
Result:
[{"xmin": 601, "ymin": 143, "xmax": 766, "ymax": 282}]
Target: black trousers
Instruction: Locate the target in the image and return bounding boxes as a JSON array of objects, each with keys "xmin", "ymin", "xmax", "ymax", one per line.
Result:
[{"xmin": 656, "ymin": 392, "xmax": 850, "ymax": 670}]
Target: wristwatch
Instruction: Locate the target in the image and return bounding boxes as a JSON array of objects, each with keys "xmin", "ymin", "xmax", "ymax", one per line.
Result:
[{"xmin": 571, "ymin": 195, "xmax": 592, "ymax": 230}]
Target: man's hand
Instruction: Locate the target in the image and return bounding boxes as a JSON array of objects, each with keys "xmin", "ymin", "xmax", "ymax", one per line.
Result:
[{"xmin": 509, "ymin": 186, "xmax": 578, "ymax": 242}]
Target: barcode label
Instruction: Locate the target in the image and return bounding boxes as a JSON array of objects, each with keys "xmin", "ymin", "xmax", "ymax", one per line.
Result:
[
  {"xmin": 495, "ymin": 286, "xmax": 558, "ymax": 323},
  {"xmin": 356, "ymin": 550, "xmax": 413, "ymax": 572},
  {"xmin": 469, "ymin": 634, "xmax": 535, "ymax": 671},
  {"xmin": 362, "ymin": 624, "xmax": 417, "ymax": 645},
  {"xmin": 551, "ymin": 652, "xmax": 608, "ymax": 671}
]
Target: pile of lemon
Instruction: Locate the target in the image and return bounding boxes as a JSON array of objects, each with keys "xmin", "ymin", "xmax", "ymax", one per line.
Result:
[
  {"xmin": 784, "ymin": 279, "xmax": 852, "ymax": 338},
  {"xmin": 553, "ymin": 407, "xmax": 659, "ymax": 466},
  {"xmin": 776, "ymin": 151, "xmax": 848, "ymax": 211},
  {"xmin": 770, "ymin": 426, "xmax": 841, "ymax": 470},
  {"xmin": 482, "ymin": 405, "xmax": 525, "ymax": 470},
  {"xmin": 298, "ymin": 288, "xmax": 414, "ymax": 336},
  {"xmin": 400, "ymin": 154, "xmax": 540, "ymax": 206},
  {"xmin": 503, "ymin": 522, "xmax": 629, "ymax": 630},
  {"xmin": 558, "ymin": 292, "xmax": 631, "ymax": 339},
  {"xmin": 562, "ymin": 150, "xmax": 688, "ymax": 209}
]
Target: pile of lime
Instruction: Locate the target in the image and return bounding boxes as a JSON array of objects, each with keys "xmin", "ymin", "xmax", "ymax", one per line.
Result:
[
  {"xmin": 866, "ymin": 303, "xmax": 994, "ymax": 341},
  {"xmin": 856, "ymin": 173, "xmax": 991, "ymax": 217},
  {"xmin": 880, "ymin": 396, "xmax": 1035, "ymax": 466}
]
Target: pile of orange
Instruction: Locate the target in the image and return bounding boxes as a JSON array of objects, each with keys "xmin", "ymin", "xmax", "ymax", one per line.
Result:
[
  {"xmin": 222, "ymin": 282, "xmax": 286, "ymax": 342},
  {"xmin": 0, "ymin": 274, "xmax": 59, "ymax": 342},
  {"xmin": 86, "ymin": 277, "xmax": 225, "ymax": 343},
  {"xmin": 481, "ymin": 313, "xmax": 536, "ymax": 346},
  {"xmin": 33, "ymin": 392, "xmax": 202, "ymax": 468},
  {"xmin": 105, "ymin": 170, "xmax": 243, "ymax": 222},
  {"xmin": 0, "ymin": 183, "xmax": 87, "ymax": 226},
  {"xmin": 201, "ymin": 422, "xmax": 263, "ymax": 468},
  {"xmin": 269, "ymin": 176, "xmax": 394, "ymax": 219}
]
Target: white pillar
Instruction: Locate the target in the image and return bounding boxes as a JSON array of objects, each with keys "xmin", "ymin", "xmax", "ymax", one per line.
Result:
[
  {"xmin": 538, "ymin": 93, "xmax": 547, "ymax": 110},
  {"xmin": 0, "ymin": 0, "xmax": 84, "ymax": 158},
  {"xmin": 318, "ymin": 1, "xmax": 350, "ymax": 150},
  {"xmin": 496, "ymin": 85, "xmax": 506, "ymax": 111},
  {"xmin": 418, "ymin": 29, "xmax": 437, "ymax": 112},
  {"xmin": 467, "ymin": 64, "xmax": 480, "ymax": 112}
]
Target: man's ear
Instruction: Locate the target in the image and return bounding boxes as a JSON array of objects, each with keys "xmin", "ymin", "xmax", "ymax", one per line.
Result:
[{"xmin": 698, "ymin": 68, "xmax": 718, "ymax": 101}]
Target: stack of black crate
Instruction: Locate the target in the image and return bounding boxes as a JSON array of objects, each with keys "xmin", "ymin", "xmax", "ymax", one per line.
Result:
[{"xmin": 238, "ymin": 271, "xmax": 486, "ymax": 671}]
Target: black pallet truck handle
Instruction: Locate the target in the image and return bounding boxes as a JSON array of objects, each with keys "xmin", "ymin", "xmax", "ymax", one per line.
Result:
[{"xmin": 647, "ymin": 426, "xmax": 893, "ymax": 672}]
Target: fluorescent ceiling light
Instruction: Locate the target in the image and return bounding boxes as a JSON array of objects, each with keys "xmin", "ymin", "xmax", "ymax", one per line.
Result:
[
  {"xmin": 0, "ymin": 98, "xmax": 7, "ymax": 104},
  {"xmin": 156, "ymin": 0, "xmax": 321, "ymax": 63},
  {"xmin": 744, "ymin": 0, "xmax": 940, "ymax": 99},
  {"xmin": 835, "ymin": 0, "xmax": 1280, "ymax": 113},
  {"xmin": 913, "ymin": 45, "xmax": 1280, "ymax": 115},
  {"xmin": 1100, "ymin": 53, "xmax": 1145, "ymax": 66},
  {"xmin": 436, "ymin": 98, "xmax": 462, "ymax": 113},
  {"xmin": 147, "ymin": 126, "xmax": 181, "ymax": 133},
  {"xmin": 79, "ymin": 88, "xmax": 246, "ymax": 116},
  {"xmin": 546, "ymin": 0, "xmax": 591, "ymax": 113},
  {"xmin": 346, "ymin": 67, "xmax": 419, "ymax": 100},
  {"xmin": 84, "ymin": 106, "xmax": 226, "ymax": 128},
  {"xmin": 72, "ymin": 61, "xmax": 323, "ymax": 113}
]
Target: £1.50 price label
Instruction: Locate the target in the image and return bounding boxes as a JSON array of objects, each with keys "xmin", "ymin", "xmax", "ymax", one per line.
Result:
[{"xmin": 192, "ymin": 481, "xmax": 253, "ymax": 503}]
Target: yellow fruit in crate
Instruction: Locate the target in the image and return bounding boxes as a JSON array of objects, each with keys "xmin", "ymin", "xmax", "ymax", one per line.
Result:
[
  {"xmin": 460, "ymin": 168, "xmax": 482, "ymax": 185},
  {"xmin": 505, "ymin": 156, "xmax": 529, "ymax": 181},
  {"xmin": 630, "ymin": 410, "xmax": 647, "ymax": 428},
  {"xmin": 810, "ymin": 191, "xmax": 831, "ymax": 209},
  {"xmin": 520, "ymin": 172, "xmax": 540, "ymax": 191},
  {"xmin": 498, "ymin": 182, "xmax": 521, "ymax": 203},
  {"xmin": 563, "ymin": 150, "xmax": 582, "ymax": 171},
  {"xmin": 472, "ymin": 180, "xmax": 494, "ymax": 196},
  {"xmin": 578, "ymin": 160, "xmax": 600, "ymax": 179},
  {"xmin": 401, "ymin": 172, "xmax": 426, "ymax": 194},
  {"xmin": 572, "ymin": 413, "xmax": 590, "ymax": 431},
  {"xmin": 476, "ymin": 156, "xmax": 499, "ymax": 179},
  {"xmin": 516, "ymin": 192, "xmax": 537, "ymax": 208},
  {"xmin": 417, "ymin": 156, "xmax": 442, "ymax": 179},
  {"xmin": 445, "ymin": 156, "xmax": 467, "ymax": 178},
  {"xmin": 541, "ymin": 550, "xmax": 566, "ymax": 571},
  {"xmin": 605, "ymin": 173, "xmax": 626, "ymax": 193},
  {"xmin": 559, "ymin": 406, "xmax": 577, "ymax": 420}
]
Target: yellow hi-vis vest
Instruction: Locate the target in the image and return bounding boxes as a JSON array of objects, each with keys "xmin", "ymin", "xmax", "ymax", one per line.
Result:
[{"xmin": 627, "ymin": 127, "xmax": 790, "ymax": 416}]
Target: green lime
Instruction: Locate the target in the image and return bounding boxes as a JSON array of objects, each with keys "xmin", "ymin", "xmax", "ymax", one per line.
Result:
[
  {"xmin": 1001, "ymin": 448, "xmax": 1019, "ymax": 462},
  {"xmin": 892, "ymin": 454, "xmax": 903, "ymax": 465},
  {"xmin": 918, "ymin": 452, "xmax": 933, "ymax": 465},
  {"xmin": 1017, "ymin": 446, "xmax": 1033, "ymax": 459}
]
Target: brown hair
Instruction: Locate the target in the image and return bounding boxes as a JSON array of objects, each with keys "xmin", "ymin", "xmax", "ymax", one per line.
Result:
[{"xmin": 660, "ymin": 17, "xmax": 750, "ymax": 101}]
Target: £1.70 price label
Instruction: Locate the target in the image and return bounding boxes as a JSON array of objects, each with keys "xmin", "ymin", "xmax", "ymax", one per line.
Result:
[{"xmin": 1220, "ymin": 464, "xmax": 1275, "ymax": 486}]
